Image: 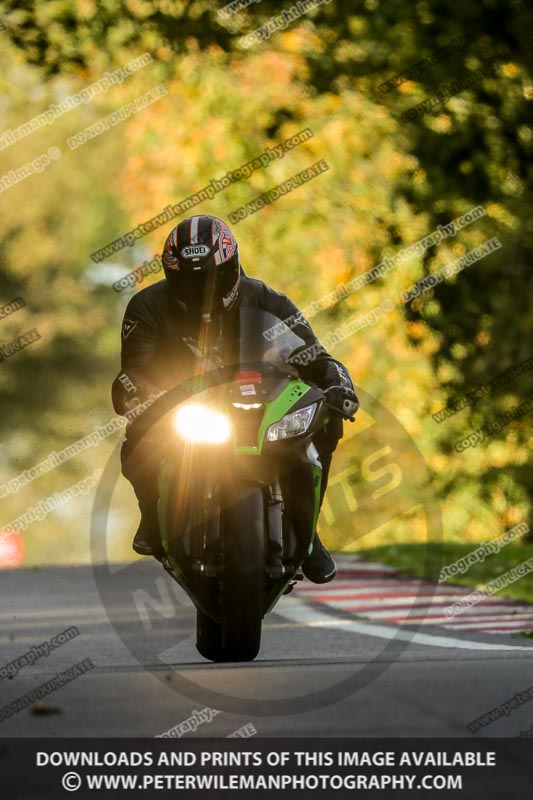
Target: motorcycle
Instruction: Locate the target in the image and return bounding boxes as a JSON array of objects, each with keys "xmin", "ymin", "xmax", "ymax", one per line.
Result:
[{"xmin": 155, "ymin": 307, "xmax": 331, "ymax": 662}]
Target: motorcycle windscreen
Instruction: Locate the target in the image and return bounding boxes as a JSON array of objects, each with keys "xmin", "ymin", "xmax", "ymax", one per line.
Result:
[{"xmin": 230, "ymin": 306, "xmax": 307, "ymax": 368}]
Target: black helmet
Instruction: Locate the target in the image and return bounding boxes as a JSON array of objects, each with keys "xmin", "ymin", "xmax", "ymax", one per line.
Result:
[{"xmin": 162, "ymin": 215, "xmax": 240, "ymax": 312}]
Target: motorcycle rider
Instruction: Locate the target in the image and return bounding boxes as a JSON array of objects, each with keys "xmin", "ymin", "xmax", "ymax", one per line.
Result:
[{"xmin": 112, "ymin": 215, "xmax": 358, "ymax": 583}]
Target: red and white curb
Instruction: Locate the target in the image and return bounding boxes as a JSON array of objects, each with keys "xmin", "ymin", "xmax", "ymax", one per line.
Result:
[{"xmin": 295, "ymin": 556, "xmax": 533, "ymax": 635}]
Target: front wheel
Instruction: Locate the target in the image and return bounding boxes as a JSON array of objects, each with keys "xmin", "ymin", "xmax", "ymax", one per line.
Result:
[{"xmin": 196, "ymin": 486, "xmax": 265, "ymax": 662}]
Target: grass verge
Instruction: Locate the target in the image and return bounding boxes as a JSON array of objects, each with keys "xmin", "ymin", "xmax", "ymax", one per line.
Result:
[{"xmin": 355, "ymin": 542, "xmax": 533, "ymax": 607}]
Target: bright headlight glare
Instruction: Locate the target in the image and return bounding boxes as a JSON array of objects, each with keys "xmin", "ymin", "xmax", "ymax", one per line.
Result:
[
  {"xmin": 265, "ymin": 403, "xmax": 317, "ymax": 442},
  {"xmin": 174, "ymin": 403, "xmax": 230, "ymax": 444}
]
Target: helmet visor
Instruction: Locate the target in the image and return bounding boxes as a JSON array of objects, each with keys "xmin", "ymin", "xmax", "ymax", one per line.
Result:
[{"xmin": 165, "ymin": 252, "xmax": 239, "ymax": 311}]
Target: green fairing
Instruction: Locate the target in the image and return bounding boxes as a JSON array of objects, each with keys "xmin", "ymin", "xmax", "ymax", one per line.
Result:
[
  {"xmin": 157, "ymin": 379, "xmax": 315, "ymax": 526},
  {"xmin": 235, "ymin": 380, "xmax": 313, "ymax": 455},
  {"xmin": 157, "ymin": 378, "xmax": 323, "ymax": 612}
]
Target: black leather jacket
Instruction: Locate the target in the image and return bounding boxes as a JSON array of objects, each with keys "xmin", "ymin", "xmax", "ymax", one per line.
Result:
[{"xmin": 112, "ymin": 273, "xmax": 355, "ymax": 422}]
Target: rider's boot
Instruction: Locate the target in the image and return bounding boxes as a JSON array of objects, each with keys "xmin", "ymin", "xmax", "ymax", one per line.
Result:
[
  {"xmin": 301, "ymin": 532, "xmax": 336, "ymax": 584},
  {"xmin": 132, "ymin": 501, "xmax": 164, "ymax": 560}
]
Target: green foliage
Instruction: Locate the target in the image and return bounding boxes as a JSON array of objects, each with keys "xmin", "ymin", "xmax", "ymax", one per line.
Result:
[{"xmin": 0, "ymin": 0, "xmax": 531, "ymax": 564}]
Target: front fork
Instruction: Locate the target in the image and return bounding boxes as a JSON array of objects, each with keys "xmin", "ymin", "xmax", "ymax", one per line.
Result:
[
  {"xmin": 265, "ymin": 440, "xmax": 322, "ymax": 571},
  {"xmin": 307, "ymin": 440, "xmax": 324, "ymax": 549},
  {"xmin": 261, "ymin": 441, "xmax": 323, "ymax": 612},
  {"xmin": 265, "ymin": 481, "xmax": 284, "ymax": 579}
]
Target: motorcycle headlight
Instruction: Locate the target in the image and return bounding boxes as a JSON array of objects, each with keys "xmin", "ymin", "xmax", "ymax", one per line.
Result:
[
  {"xmin": 265, "ymin": 403, "xmax": 317, "ymax": 442},
  {"xmin": 173, "ymin": 404, "xmax": 231, "ymax": 444}
]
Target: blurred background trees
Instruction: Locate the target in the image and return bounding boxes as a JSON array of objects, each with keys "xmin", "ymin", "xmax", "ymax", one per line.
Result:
[{"xmin": 0, "ymin": 0, "xmax": 531, "ymax": 564}]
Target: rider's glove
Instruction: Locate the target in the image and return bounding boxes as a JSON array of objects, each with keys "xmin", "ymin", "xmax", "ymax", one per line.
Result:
[
  {"xmin": 323, "ymin": 385, "xmax": 359, "ymax": 422},
  {"xmin": 114, "ymin": 371, "xmax": 165, "ymax": 418}
]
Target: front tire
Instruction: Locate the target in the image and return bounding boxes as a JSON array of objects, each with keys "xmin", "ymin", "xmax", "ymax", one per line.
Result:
[
  {"xmin": 195, "ymin": 486, "xmax": 265, "ymax": 662},
  {"xmin": 196, "ymin": 603, "xmax": 223, "ymax": 661}
]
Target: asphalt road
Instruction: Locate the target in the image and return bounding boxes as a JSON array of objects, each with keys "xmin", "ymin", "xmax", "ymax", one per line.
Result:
[{"xmin": 1, "ymin": 561, "xmax": 532, "ymax": 738}]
